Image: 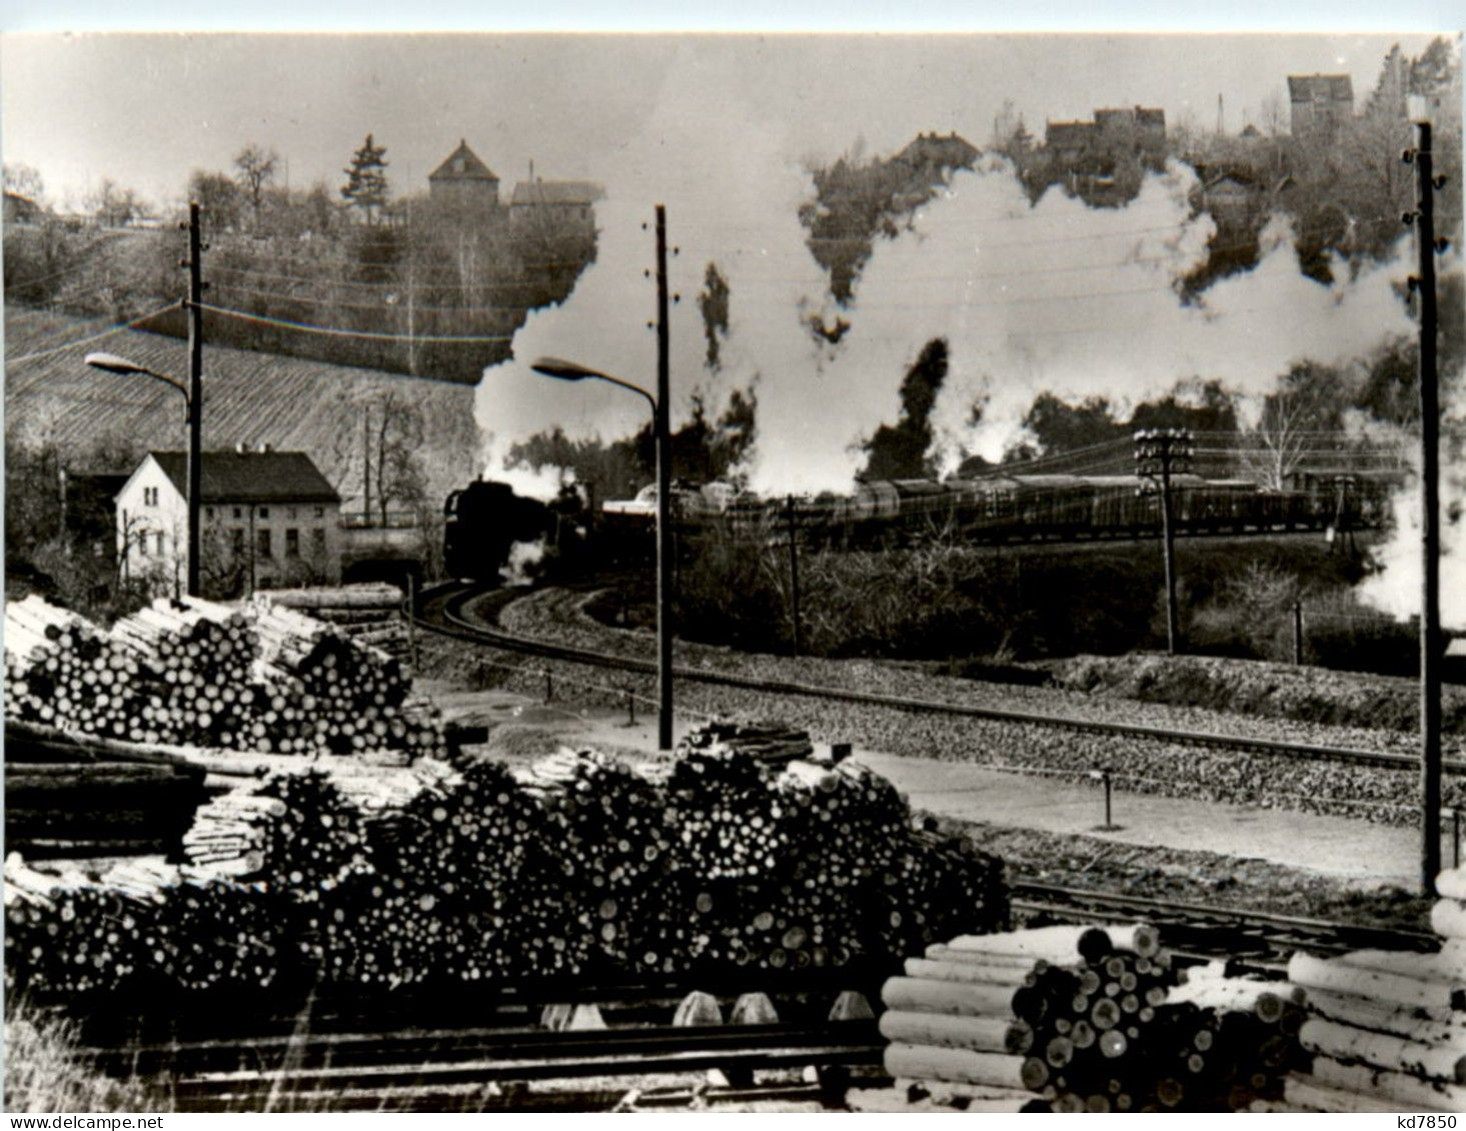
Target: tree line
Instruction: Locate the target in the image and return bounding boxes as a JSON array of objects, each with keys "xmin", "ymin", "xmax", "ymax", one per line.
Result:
[{"xmin": 4, "ymin": 134, "xmax": 596, "ymax": 383}]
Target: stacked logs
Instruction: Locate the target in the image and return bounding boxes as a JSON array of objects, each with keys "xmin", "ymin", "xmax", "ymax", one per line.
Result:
[
  {"xmin": 880, "ymin": 924, "xmax": 1172, "ymax": 1113},
  {"xmin": 3, "ymin": 595, "xmax": 148, "ymax": 740},
  {"xmin": 108, "ymin": 597, "xmax": 257, "ymax": 746},
  {"xmin": 1154, "ymin": 963, "xmax": 1311, "ymax": 1111},
  {"xmin": 879, "ymin": 923, "xmax": 1317, "ymax": 1112},
  {"xmin": 4, "ymin": 855, "xmax": 281, "ymax": 999},
  {"xmin": 677, "ymin": 719, "xmax": 815, "ymax": 766},
  {"xmin": 6, "ymin": 743, "xmax": 1007, "ymax": 1000},
  {"xmin": 1277, "ymin": 866, "xmax": 1466, "ymax": 1112},
  {"xmin": 3, "ymin": 595, "xmax": 446, "ymax": 761},
  {"xmin": 255, "ymin": 585, "xmax": 408, "ymax": 663}
]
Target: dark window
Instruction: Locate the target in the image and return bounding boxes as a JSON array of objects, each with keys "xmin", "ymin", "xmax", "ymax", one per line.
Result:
[
  {"xmin": 205, "ymin": 506, "xmax": 215, "ymax": 519},
  {"xmin": 311, "ymin": 528, "xmax": 326, "ymax": 553},
  {"xmin": 314, "ymin": 506, "xmax": 325, "ymax": 519},
  {"xmin": 143, "ymin": 486, "xmax": 158, "ymax": 506},
  {"xmin": 231, "ymin": 528, "xmax": 244, "ymax": 555},
  {"xmin": 233, "ymin": 507, "xmax": 243, "ymax": 519},
  {"xmin": 286, "ymin": 528, "xmax": 300, "ymax": 558},
  {"xmin": 257, "ymin": 529, "xmax": 272, "ymax": 559},
  {"xmin": 258, "ymin": 507, "xmax": 270, "ymax": 519},
  {"xmin": 137, "ymin": 531, "xmax": 148, "ymax": 556}
]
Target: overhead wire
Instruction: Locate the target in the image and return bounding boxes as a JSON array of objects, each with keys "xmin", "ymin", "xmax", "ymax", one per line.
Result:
[{"xmin": 5, "ymin": 303, "xmax": 181, "ymax": 366}]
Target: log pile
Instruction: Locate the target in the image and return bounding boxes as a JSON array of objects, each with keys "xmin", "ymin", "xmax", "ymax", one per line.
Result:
[
  {"xmin": 4, "ymin": 855, "xmax": 281, "ymax": 999},
  {"xmin": 677, "ymin": 719, "xmax": 815, "ymax": 767},
  {"xmin": 5, "ymin": 742, "xmax": 1007, "ymax": 1000},
  {"xmin": 4, "ymin": 595, "xmax": 149, "ymax": 740},
  {"xmin": 4, "ymin": 595, "xmax": 445, "ymax": 761},
  {"xmin": 878, "ymin": 923, "xmax": 1313, "ymax": 1113},
  {"xmin": 1154, "ymin": 962, "xmax": 1310, "ymax": 1111},
  {"xmin": 1275, "ymin": 864, "xmax": 1466, "ymax": 1113},
  {"xmin": 255, "ymin": 584, "xmax": 408, "ymax": 663}
]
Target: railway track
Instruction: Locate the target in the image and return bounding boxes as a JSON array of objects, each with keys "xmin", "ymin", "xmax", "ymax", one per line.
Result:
[
  {"xmin": 414, "ymin": 581, "xmax": 1461, "ymax": 777},
  {"xmin": 1009, "ymin": 880, "xmax": 1438, "ymax": 965}
]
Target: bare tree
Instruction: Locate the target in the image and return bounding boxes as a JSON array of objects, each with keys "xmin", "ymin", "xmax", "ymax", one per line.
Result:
[
  {"xmin": 233, "ymin": 143, "xmax": 279, "ymax": 229},
  {"xmin": 1241, "ymin": 363, "xmax": 1344, "ymax": 490},
  {"xmin": 88, "ymin": 179, "xmax": 144, "ymax": 228},
  {"xmin": 3, "ymin": 162, "xmax": 45, "ymax": 203}
]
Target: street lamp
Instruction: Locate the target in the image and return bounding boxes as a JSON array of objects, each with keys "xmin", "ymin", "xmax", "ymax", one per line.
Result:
[
  {"xmin": 532, "ymin": 355, "xmax": 674, "ymax": 751},
  {"xmin": 86, "ymin": 351, "xmax": 202, "ymax": 598}
]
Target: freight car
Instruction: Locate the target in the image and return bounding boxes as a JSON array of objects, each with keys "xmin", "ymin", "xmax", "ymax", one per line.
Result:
[
  {"xmin": 648, "ymin": 472, "xmax": 1392, "ymax": 548},
  {"xmin": 447, "ymin": 470, "xmax": 1393, "ymax": 581}
]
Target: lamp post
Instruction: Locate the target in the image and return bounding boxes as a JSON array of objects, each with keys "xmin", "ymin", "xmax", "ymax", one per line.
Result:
[
  {"xmin": 532, "ymin": 356, "xmax": 674, "ymax": 751},
  {"xmin": 86, "ymin": 351, "xmax": 201, "ymax": 598}
]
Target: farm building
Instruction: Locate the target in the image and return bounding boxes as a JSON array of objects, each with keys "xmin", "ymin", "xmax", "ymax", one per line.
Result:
[{"xmin": 116, "ymin": 448, "xmax": 343, "ymax": 597}]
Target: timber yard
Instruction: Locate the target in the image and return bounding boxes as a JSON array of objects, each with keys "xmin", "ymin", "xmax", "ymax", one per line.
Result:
[{"xmin": 4, "ymin": 28, "xmax": 1466, "ymax": 1120}]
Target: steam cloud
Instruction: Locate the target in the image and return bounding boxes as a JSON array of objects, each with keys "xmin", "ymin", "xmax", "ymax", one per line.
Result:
[{"xmin": 476, "ymin": 59, "xmax": 1426, "ymax": 505}]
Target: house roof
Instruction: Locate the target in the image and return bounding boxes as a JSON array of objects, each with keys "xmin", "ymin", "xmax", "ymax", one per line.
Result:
[
  {"xmin": 429, "ymin": 140, "xmax": 498, "ymax": 183},
  {"xmin": 895, "ymin": 131, "xmax": 979, "ymax": 169},
  {"xmin": 148, "ymin": 451, "xmax": 341, "ymax": 504},
  {"xmin": 509, "ymin": 180, "xmax": 605, "ymax": 207},
  {"xmin": 1045, "ymin": 121, "xmax": 1096, "ymax": 147},
  {"xmin": 1288, "ymin": 74, "xmax": 1354, "ymax": 103}
]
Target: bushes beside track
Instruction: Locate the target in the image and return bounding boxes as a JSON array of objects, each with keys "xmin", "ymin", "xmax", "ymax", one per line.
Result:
[{"xmin": 662, "ymin": 531, "xmax": 1412, "ymax": 677}]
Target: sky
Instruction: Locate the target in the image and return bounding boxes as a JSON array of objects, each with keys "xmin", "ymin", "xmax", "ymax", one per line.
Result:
[{"xmin": 0, "ymin": 32, "xmax": 1448, "ymax": 210}]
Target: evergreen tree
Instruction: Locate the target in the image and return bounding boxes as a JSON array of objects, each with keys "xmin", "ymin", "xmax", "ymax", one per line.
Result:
[{"xmin": 341, "ymin": 134, "xmax": 390, "ymax": 224}]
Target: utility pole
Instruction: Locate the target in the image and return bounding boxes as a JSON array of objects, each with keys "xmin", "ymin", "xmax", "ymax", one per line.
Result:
[
  {"xmin": 363, "ymin": 408, "xmax": 372, "ymax": 526},
  {"xmin": 183, "ymin": 202, "xmax": 204, "ymax": 598},
  {"xmin": 785, "ymin": 495, "xmax": 802, "ymax": 656},
  {"xmin": 1405, "ymin": 122, "xmax": 1445, "ymax": 895},
  {"xmin": 655, "ymin": 204, "xmax": 674, "ymax": 752},
  {"xmin": 1134, "ymin": 429, "xmax": 1193, "ymax": 655}
]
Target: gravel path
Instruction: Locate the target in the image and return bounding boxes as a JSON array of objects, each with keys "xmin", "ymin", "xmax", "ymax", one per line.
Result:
[{"xmin": 420, "ymin": 587, "xmax": 1466, "ymax": 829}]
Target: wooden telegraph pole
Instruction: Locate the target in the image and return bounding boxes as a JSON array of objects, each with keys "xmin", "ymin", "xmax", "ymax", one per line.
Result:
[
  {"xmin": 1405, "ymin": 122, "xmax": 1444, "ymax": 895},
  {"xmin": 655, "ymin": 205, "xmax": 674, "ymax": 752},
  {"xmin": 183, "ymin": 203, "xmax": 205, "ymax": 598},
  {"xmin": 1134, "ymin": 429, "xmax": 1193, "ymax": 655}
]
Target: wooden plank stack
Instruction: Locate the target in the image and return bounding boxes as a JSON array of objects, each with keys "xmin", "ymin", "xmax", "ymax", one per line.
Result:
[
  {"xmin": 1275, "ymin": 865, "xmax": 1466, "ymax": 1113},
  {"xmin": 6, "ymin": 758, "xmax": 208, "ymax": 858},
  {"xmin": 677, "ymin": 719, "xmax": 815, "ymax": 767},
  {"xmin": 3, "ymin": 595, "xmax": 446, "ymax": 762},
  {"xmin": 5, "ymin": 741, "xmax": 1008, "ymax": 1002}
]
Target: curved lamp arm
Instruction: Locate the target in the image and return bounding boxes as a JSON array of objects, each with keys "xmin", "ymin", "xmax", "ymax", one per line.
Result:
[{"xmin": 85, "ymin": 352, "xmax": 189, "ymax": 402}]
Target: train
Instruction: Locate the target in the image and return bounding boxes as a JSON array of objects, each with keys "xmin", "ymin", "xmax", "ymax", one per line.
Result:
[{"xmin": 445, "ymin": 470, "xmax": 1397, "ymax": 582}]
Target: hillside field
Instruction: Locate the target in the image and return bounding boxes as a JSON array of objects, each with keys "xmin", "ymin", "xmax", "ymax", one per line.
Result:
[{"xmin": 4, "ymin": 305, "xmax": 484, "ymax": 511}]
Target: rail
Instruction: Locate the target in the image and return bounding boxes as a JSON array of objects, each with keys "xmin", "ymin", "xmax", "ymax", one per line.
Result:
[{"xmin": 412, "ymin": 582, "xmax": 1464, "ymax": 778}]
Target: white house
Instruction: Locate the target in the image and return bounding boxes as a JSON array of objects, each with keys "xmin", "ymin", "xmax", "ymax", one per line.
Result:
[{"xmin": 116, "ymin": 449, "xmax": 343, "ymax": 597}]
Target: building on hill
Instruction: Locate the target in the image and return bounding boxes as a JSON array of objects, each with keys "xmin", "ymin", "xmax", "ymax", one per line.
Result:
[
  {"xmin": 508, "ymin": 177, "xmax": 604, "ymax": 243},
  {"xmin": 1040, "ymin": 106, "xmax": 1166, "ymax": 205},
  {"xmin": 116, "ymin": 448, "xmax": 343, "ymax": 598},
  {"xmin": 428, "ymin": 139, "xmax": 502, "ymax": 224},
  {"xmin": 893, "ymin": 131, "xmax": 980, "ymax": 174},
  {"xmin": 1288, "ymin": 74, "xmax": 1354, "ymax": 138},
  {"xmin": 3, "ymin": 191, "xmax": 42, "ymax": 225},
  {"xmin": 1044, "ymin": 120, "xmax": 1098, "ymax": 166}
]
